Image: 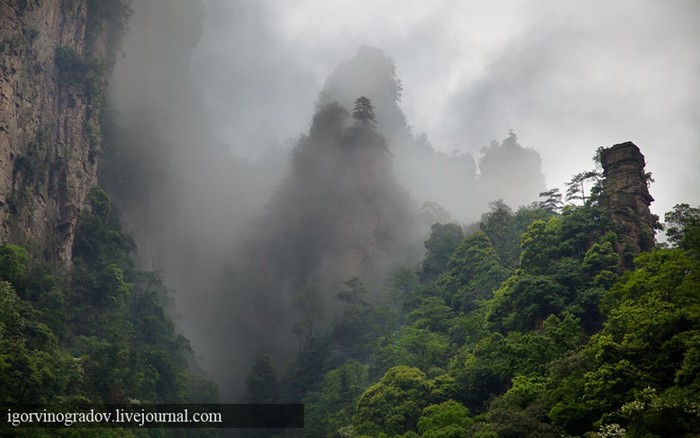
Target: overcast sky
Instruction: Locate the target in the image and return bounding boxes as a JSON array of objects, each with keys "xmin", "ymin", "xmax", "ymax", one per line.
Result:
[{"xmin": 191, "ymin": 0, "xmax": 700, "ymax": 218}]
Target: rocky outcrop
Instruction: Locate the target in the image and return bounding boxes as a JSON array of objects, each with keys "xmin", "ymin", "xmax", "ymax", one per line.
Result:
[
  {"xmin": 599, "ymin": 141, "xmax": 656, "ymax": 265},
  {"xmin": 0, "ymin": 0, "xmax": 121, "ymax": 262}
]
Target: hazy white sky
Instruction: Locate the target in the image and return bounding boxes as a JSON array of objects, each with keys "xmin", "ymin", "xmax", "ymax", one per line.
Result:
[{"xmin": 192, "ymin": 0, "xmax": 700, "ymax": 217}]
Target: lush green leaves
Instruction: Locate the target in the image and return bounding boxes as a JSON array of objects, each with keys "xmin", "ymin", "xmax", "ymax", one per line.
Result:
[
  {"xmin": 304, "ymin": 360, "xmax": 369, "ymax": 437},
  {"xmin": 278, "ymin": 200, "xmax": 700, "ymax": 437},
  {"xmin": 488, "ymin": 274, "xmax": 569, "ymax": 332},
  {"xmin": 421, "ymin": 223, "xmax": 464, "ymax": 282},
  {"xmin": 355, "ymin": 366, "xmax": 437, "ymax": 436},
  {"xmin": 0, "ymin": 244, "xmax": 29, "ymax": 285},
  {"xmin": 665, "ymin": 203, "xmax": 700, "ymax": 258},
  {"xmin": 417, "ymin": 400, "xmax": 472, "ymax": 437},
  {"xmin": 437, "ymin": 231, "xmax": 507, "ymax": 313},
  {"xmin": 1, "ymin": 188, "xmax": 216, "ymax": 410}
]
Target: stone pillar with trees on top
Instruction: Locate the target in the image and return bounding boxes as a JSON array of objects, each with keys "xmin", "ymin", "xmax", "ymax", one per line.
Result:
[{"xmin": 599, "ymin": 141, "xmax": 657, "ymax": 266}]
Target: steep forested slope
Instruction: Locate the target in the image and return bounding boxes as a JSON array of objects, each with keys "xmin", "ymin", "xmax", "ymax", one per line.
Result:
[
  {"xmin": 226, "ymin": 98, "xmax": 417, "ymax": 385},
  {"xmin": 0, "ymin": 2, "xmax": 217, "ymax": 435},
  {"xmin": 0, "ymin": 187, "xmax": 217, "ymax": 436},
  {"xmin": 251, "ymin": 146, "xmax": 700, "ymax": 437}
]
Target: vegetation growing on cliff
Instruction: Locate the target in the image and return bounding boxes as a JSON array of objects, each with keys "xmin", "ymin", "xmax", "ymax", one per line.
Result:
[
  {"xmin": 54, "ymin": 45, "xmax": 106, "ymax": 98},
  {"xmin": 2, "ymin": 4, "xmax": 217, "ymax": 429},
  {"xmin": 0, "ymin": 188, "xmax": 217, "ymax": 436},
  {"xmin": 242, "ymin": 150, "xmax": 700, "ymax": 436},
  {"xmin": 2, "ymin": 3, "xmax": 698, "ymax": 437}
]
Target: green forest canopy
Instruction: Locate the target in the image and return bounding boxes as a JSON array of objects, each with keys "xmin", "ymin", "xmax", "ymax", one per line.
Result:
[{"xmin": 255, "ymin": 187, "xmax": 700, "ymax": 437}]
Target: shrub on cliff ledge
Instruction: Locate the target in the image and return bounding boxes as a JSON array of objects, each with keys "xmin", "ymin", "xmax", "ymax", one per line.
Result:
[
  {"xmin": 0, "ymin": 244, "xmax": 29, "ymax": 286},
  {"xmin": 54, "ymin": 45, "xmax": 105, "ymax": 98}
]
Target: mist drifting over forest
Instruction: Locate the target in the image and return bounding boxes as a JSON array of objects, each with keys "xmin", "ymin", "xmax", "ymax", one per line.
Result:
[{"xmin": 105, "ymin": 0, "xmax": 700, "ymax": 400}]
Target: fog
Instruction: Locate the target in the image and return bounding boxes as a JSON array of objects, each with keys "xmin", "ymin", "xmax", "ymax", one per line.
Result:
[
  {"xmin": 108, "ymin": 0, "xmax": 700, "ymax": 399},
  {"xmin": 193, "ymin": 0, "xmax": 700, "ymax": 215}
]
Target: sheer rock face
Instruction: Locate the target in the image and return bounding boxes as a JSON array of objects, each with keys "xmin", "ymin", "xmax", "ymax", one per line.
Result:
[
  {"xmin": 600, "ymin": 141, "xmax": 656, "ymax": 264},
  {"xmin": 0, "ymin": 1, "xmax": 114, "ymax": 262}
]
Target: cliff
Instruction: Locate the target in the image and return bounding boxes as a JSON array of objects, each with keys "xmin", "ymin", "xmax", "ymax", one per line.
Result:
[
  {"xmin": 0, "ymin": 0, "xmax": 125, "ymax": 262},
  {"xmin": 599, "ymin": 141, "xmax": 656, "ymax": 265}
]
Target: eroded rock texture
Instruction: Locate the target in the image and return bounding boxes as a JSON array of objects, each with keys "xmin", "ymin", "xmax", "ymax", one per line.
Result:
[
  {"xmin": 599, "ymin": 141, "xmax": 656, "ymax": 265},
  {"xmin": 0, "ymin": 0, "xmax": 120, "ymax": 262}
]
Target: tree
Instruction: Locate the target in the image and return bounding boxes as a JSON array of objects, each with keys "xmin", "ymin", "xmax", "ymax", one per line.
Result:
[
  {"xmin": 565, "ymin": 171, "xmax": 600, "ymax": 204},
  {"xmin": 451, "ymin": 332, "xmax": 516, "ymax": 410},
  {"xmin": 332, "ymin": 278, "xmax": 376, "ymax": 355},
  {"xmin": 665, "ymin": 203, "xmax": 700, "ymax": 255},
  {"xmin": 245, "ymin": 353, "xmax": 279, "ymax": 403},
  {"xmin": 421, "ymin": 223, "xmax": 464, "ymax": 282},
  {"xmin": 386, "ymin": 266, "xmax": 422, "ymax": 314},
  {"xmin": 574, "ymin": 248, "xmax": 700, "ymax": 434},
  {"xmin": 476, "ymin": 374, "xmax": 566, "ymax": 437},
  {"xmin": 0, "ymin": 244, "xmax": 28, "ymax": 286},
  {"xmin": 304, "ymin": 360, "xmax": 369, "ymax": 437},
  {"xmin": 417, "ymin": 400, "xmax": 472, "ymax": 437},
  {"xmin": 292, "ymin": 285, "xmax": 324, "ymax": 348},
  {"xmin": 436, "ymin": 231, "xmax": 507, "ymax": 313},
  {"xmin": 354, "ymin": 366, "xmax": 432, "ymax": 436},
  {"xmin": 372, "ymin": 326, "xmax": 451, "ymax": 374},
  {"xmin": 480, "ymin": 200, "xmax": 519, "ymax": 267},
  {"xmin": 488, "ymin": 274, "xmax": 570, "ymax": 332},
  {"xmin": 418, "ymin": 201, "xmax": 452, "ymax": 226},
  {"xmin": 408, "ymin": 296, "xmax": 455, "ymax": 333},
  {"xmin": 0, "ymin": 281, "xmax": 83, "ymax": 405},
  {"xmin": 537, "ymin": 188, "xmax": 563, "ymax": 213},
  {"xmin": 352, "ymin": 96, "xmax": 377, "ymax": 124}
]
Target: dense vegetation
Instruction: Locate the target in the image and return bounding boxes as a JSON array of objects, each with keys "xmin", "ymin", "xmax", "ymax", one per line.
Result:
[
  {"xmin": 0, "ymin": 188, "xmax": 217, "ymax": 436},
  {"xmin": 245, "ymin": 168, "xmax": 700, "ymax": 436},
  {"xmin": 3, "ymin": 4, "xmax": 698, "ymax": 434},
  {"xmin": 2, "ymin": 3, "xmax": 218, "ymax": 434}
]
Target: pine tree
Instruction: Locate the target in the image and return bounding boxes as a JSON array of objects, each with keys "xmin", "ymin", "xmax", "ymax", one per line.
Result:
[{"xmin": 352, "ymin": 96, "xmax": 376, "ymax": 124}]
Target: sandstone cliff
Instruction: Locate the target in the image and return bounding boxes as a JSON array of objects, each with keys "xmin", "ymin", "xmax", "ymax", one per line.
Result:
[
  {"xmin": 599, "ymin": 141, "xmax": 656, "ymax": 265},
  {"xmin": 0, "ymin": 0, "xmax": 125, "ymax": 262}
]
